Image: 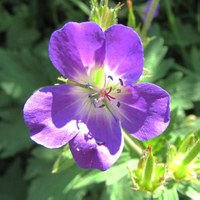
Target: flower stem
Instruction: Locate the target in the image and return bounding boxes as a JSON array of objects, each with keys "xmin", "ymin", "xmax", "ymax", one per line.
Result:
[
  {"xmin": 123, "ymin": 131, "xmax": 143, "ymax": 156},
  {"xmin": 141, "ymin": 0, "xmax": 160, "ymax": 39}
]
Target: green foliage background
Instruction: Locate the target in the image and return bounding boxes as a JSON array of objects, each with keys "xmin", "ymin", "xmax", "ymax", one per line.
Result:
[{"xmin": 0, "ymin": 0, "xmax": 199, "ymax": 199}]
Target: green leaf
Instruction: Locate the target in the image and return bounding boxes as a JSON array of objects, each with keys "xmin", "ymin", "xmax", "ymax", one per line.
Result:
[
  {"xmin": 0, "ymin": 89, "xmax": 13, "ymax": 107},
  {"xmin": 27, "ymin": 164, "xmax": 87, "ymax": 200},
  {"xmin": 0, "ymin": 108, "xmax": 32, "ymax": 158},
  {"xmin": 5, "ymin": 5, "xmax": 40, "ymax": 49},
  {"xmin": 157, "ymin": 183, "xmax": 179, "ymax": 200},
  {"xmin": 72, "ymin": 153, "xmax": 138, "ymax": 189},
  {"xmin": 103, "ymin": 176, "xmax": 144, "ymax": 200},
  {"xmin": 25, "ymin": 147, "xmax": 62, "ymax": 180},
  {"xmin": 158, "ymin": 72, "xmax": 200, "ymax": 110},
  {"xmin": 190, "ymin": 47, "xmax": 200, "ymax": 75},
  {"xmin": 178, "ymin": 183, "xmax": 200, "ymax": 200},
  {"xmin": 0, "ymin": 159, "xmax": 27, "ymax": 200},
  {"xmin": 140, "ymin": 37, "xmax": 172, "ymax": 83},
  {"xmin": 0, "ymin": 48, "xmax": 57, "ymax": 102},
  {"xmin": 0, "ymin": 5, "xmax": 12, "ymax": 32},
  {"xmin": 69, "ymin": 0, "xmax": 90, "ymax": 15},
  {"xmin": 162, "ymin": 20, "xmax": 200, "ymax": 47}
]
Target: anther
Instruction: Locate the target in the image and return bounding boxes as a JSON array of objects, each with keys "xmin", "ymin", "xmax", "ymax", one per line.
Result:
[
  {"xmin": 117, "ymin": 102, "xmax": 121, "ymax": 107},
  {"xmin": 88, "ymin": 92, "xmax": 98, "ymax": 98},
  {"xmin": 108, "ymin": 75, "xmax": 113, "ymax": 81},
  {"xmin": 93, "ymin": 98, "xmax": 98, "ymax": 108},
  {"xmin": 98, "ymin": 104, "xmax": 105, "ymax": 108},
  {"xmin": 119, "ymin": 78, "xmax": 123, "ymax": 86},
  {"xmin": 85, "ymin": 83, "xmax": 91, "ymax": 88},
  {"xmin": 96, "ymin": 140, "xmax": 104, "ymax": 145},
  {"xmin": 116, "ymin": 89, "xmax": 121, "ymax": 93}
]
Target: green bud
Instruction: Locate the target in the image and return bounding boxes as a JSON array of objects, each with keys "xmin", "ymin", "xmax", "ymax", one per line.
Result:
[
  {"xmin": 168, "ymin": 133, "xmax": 200, "ymax": 181},
  {"xmin": 142, "ymin": 148, "xmax": 154, "ymax": 191},
  {"xmin": 127, "ymin": 0, "xmax": 136, "ymax": 29},
  {"xmin": 130, "ymin": 146, "xmax": 166, "ymax": 194},
  {"xmin": 174, "ymin": 164, "xmax": 187, "ymax": 180},
  {"xmin": 90, "ymin": 0, "xmax": 124, "ymax": 30}
]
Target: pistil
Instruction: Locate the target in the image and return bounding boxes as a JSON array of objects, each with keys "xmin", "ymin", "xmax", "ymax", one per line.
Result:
[{"xmin": 87, "ymin": 73, "xmax": 123, "ymax": 109}]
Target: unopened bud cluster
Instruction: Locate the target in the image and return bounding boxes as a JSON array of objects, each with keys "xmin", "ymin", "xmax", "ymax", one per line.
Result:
[
  {"xmin": 90, "ymin": 0, "xmax": 124, "ymax": 31},
  {"xmin": 129, "ymin": 134, "xmax": 200, "ymax": 195},
  {"xmin": 130, "ymin": 146, "xmax": 166, "ymax": 193},
  {"xmin": 168, "ymin": 134, "xmax": 200, "ymax": 181}
]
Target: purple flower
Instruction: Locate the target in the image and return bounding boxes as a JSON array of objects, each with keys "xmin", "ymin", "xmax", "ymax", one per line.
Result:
[
  {"xmin": 23, "ymin": 22, "xmax": 170, "ymax": 171},
  {"xmin": 142, "ymin": 0, "xmax": 160, "ymax": 23}
]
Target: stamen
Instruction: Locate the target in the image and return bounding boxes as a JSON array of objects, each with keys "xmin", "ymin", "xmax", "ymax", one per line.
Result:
[
  {"xmin": 119, "ymin": 78, "xmax": 123, "ymax": 86},
  {"xmin": 108, "ymin": 75, "xmax": 113, "ymax": 81},
  {"xmin": 98, "ymin": 104, "xmax": 105, "ymax": 108},
  {"xmin": 116, "ymin": 89, "xmax": 121, "ymax": 93},
  {"xmin": 88, "ymin": 92, "xmax": 98, "ymax": 98},
  {"xmin": 93, "ymin": 98, "xmax": 98, "ymax": 108},
  {"xmin": 85, "ymin": 83, "xmax": 91, "ymax": 88},
  {"xmin": 96, "ymin": 140, "xmax": 104, "ymax": 145},
  {"xmin": 117, "ymin": 102, "xmax": 121, "ymax": 107}
]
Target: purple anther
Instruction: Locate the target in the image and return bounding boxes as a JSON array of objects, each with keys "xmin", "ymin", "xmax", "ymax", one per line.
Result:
[
  {"xmin": 95, "ymin": 140, "xmax": 104, "ymax": 145},
  {"xmin": 85, "ymin": 83, "xmax": 91, "ymax": 88},
  {"xmin": 98, "ymin": 104, "xmax": 105, "ymax": 108},
  {"xmin": 93, "ymin": 98, "xmax": 98, "ymax": 108},
  {"xmin": 117, "ymin": 101, "xmax": 121, "ymax": 108},
  {"xmin": 116, "ymin": 89, "xmax": 121, "ymax": 93},
  {"xmin": 119, "ymin": 78, "xmax": 123, "ymax": 86}
]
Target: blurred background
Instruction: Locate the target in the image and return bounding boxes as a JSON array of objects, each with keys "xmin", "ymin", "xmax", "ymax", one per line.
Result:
[{"xmin": 0, "ymin": 0, "xmax": 199, "ymax": 199}]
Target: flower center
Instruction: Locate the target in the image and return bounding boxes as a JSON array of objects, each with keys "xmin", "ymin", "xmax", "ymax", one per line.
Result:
[{"xmin": 86, "ymin": 75, "xmax": 123, "ymax": 109}]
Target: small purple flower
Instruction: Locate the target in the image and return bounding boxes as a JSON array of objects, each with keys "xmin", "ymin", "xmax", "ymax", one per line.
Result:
[
  {"xmin": 23, "ymin": 22, "xmax": 170, "ymax": 171},
  {"xmin": 142, "ymin": 0, "xmax": 160, "ymax": 23}
]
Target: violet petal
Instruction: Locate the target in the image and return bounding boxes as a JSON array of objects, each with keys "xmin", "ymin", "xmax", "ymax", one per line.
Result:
[
  {"xmin": 119, "ymin": 83, "xmax": 170, "ymax": 141},
  {"xmin": 104, "ymin": 24, "xmax": 144, "ymax": 85},
  {"xmin": 23, "ymin": 84, "xmax": 88, "ymax": 148},
  {"xmin": 49, "ymin": 22, "xmax": 105, "ymax": 82},
  {"xmin": 69, "ymin": 110, "xmax": 123, "ymax": 171}
]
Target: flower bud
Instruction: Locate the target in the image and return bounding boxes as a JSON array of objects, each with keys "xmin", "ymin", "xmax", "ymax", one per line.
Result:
[
  {"xmin": 168, "ymin": 133, "xmax": 200, "ymax": 181},
  {"xmin": 130, "ymin": 146, "xmax": 166, "ymax": 193},
  {"xmin": 127, "ymin": 0, "xmax": 136, "ymax": 29},
  {"xmin": 90, "ymin": 0, "xmax": 124, "ymax": 30},
  {"xmin": 142, "ymin": 146, "xmax": 154, "ymax": 191}
]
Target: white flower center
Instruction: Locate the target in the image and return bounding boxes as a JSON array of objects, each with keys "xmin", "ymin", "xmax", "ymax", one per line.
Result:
[{"xmin": 86, "ymin": 74, "xmax": 123, "ymax": 109}]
